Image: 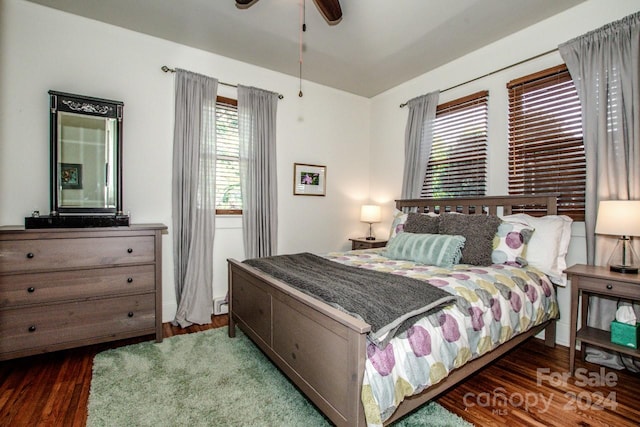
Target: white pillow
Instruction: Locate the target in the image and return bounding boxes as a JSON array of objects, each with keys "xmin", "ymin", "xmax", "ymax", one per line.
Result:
[{"xmin": 501, "ymin": 213, "xmax": 573, "ymax": 286}]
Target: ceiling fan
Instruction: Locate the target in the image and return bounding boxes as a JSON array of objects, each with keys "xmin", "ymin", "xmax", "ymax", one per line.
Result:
[{"xmin": 235, "ymin": 0, "xmax": 342, "ymax": 25}]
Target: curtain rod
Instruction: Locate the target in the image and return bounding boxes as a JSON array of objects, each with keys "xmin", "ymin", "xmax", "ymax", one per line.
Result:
[
  {"xmin": 161, "ymin": 66, "xmax": 284, "ymax": 100},
  {"xmin": 399, "ymin": 47, "xmax": 558, "ymax": 108}
]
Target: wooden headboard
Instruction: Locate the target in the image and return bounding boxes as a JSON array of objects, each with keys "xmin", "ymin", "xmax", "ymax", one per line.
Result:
[{"xmin": 395, "ymin": 194, "xmax": 559, "ymax": 216}]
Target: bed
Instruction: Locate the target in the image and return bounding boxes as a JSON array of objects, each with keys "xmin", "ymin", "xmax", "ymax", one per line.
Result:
[{"xmin": 228, "ymin": 195, "xmax": 563, "ymax": 426}]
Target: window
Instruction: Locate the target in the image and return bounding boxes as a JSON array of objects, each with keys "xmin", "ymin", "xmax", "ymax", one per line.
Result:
[
  {"xmin": 507, "ymin": 65, "xmax": 585, "ymax": 220},
  {"xmin": 422, "ymin": 91, "xmax": 489, "ymax": 198},
  {"xmin": 215, "ymin": 96, "xmax": 242, "ymax": 214}
]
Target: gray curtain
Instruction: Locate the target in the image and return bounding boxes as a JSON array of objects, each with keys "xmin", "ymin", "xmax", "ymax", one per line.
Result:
[
  {"xmin": 401, "ymin": 91, "xmax": 439, "ymax": 199},
  {"xmin": 172, "ymin": 69, "xmax": 217, "ymax": 327},
  {"xmin": 238, "ymin": 85, "xmax": 278, "ymax": 259},
  {"xmin": 559, "ymin": 11, "xmax": 640, "ymax": 371}
]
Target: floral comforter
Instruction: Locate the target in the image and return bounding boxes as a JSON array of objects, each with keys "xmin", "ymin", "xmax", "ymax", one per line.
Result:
[{"xmin": 323, "ymin": 249, "xmax": 559, "ymax": 426}]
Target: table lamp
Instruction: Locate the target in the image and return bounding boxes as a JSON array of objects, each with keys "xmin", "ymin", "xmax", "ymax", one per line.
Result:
[
  {"xmin": 360, "ymin": 205, "xmax": 381, "ymax": 241},
  {"xmin": 595, "ymin": 200, "xmax": 640, "ymax": 274}
]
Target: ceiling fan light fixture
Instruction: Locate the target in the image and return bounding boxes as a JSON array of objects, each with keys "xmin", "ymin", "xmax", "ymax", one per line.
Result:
[
  {"xmin": 312, "ymin": 0, "xmax": 342, "ymax": 25},
  {"xmin": 235, "ymin": 0, "xmax": 260, "ymax": 10},
  {"xmin": 235, "ymin": 0, "xmax": 341, "ymax": 25}
]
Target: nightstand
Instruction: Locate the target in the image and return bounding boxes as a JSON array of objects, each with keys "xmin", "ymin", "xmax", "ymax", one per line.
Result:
[
  {"xmin": 349, "ymin": 237, "xmax": 387, "ymax": 250},
  {"xmin": 565, "ymin": 264, "xmax": 640, "ymax": 375}
]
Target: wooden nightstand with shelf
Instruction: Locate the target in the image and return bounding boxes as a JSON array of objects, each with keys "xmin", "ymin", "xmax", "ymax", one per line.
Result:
[
  {"xmin": 565, "ymin": 264, "xmax": 640, "ymax": 375},
  {"xmin": 349, "ymin": 238, "xmax": 387, "ymax": 250}
]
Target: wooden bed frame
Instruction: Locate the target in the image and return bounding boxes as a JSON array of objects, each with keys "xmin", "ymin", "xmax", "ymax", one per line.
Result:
[{"xmin": 228, "ymin": 195, "xmax": 558, "ymax": 426}]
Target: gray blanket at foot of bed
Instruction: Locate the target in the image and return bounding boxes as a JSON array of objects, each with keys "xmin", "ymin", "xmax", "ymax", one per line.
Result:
[{"xmin": 243, "ymin": 252, "xmax": 457, "ymax": 348}]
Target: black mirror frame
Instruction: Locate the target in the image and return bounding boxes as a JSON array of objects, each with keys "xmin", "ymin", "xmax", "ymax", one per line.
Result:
[{"xmin": 49, "ymin": 91, "xmax": 124, "ymax": 216}]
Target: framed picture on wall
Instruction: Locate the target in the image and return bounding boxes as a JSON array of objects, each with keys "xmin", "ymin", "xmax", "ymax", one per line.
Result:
[
  {"xmin": 293, "ymin": 163, "xmax": 326, "ymax": 196},
  {"xmin": 60, "ymin": 163, "xmax": 83, "ymax": 189}
]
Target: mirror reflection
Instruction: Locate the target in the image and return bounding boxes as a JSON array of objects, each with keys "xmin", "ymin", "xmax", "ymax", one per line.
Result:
[{"xmin": 57, "ymin": 112, "xmax": 118, "ymax": 209}]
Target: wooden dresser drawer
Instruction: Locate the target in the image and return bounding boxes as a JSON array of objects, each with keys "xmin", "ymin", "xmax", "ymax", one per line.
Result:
[
  {"xmin": 272, "ymin": 297, "xmax": 350, "ymax": 416},
  {"xmin": 0, "ymin": 294, "xmax": 155, "ymax": 356},
  {"xmin": 349, "ymin": 238, "xmax": 387, "ymax": 250},
  {"xmin": 577, "ymin": 276, "xmax": 640, "ymax": 300},
  {"xmin": 232, "ymin": 273, "xmax": 272, "ymax": 345},
  {"xmin": 0, "ymin": 235, "xmax": 155, "ymax": 273},
  {"xmin": 352, "ymin": 241, "xmax": 370, "ymax": 250},
  {"xmin": 0, "ymin": 264, "xmax": 155, "ymax": 308}
]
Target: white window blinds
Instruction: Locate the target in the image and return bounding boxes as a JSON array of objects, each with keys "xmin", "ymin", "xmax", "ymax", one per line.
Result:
[{"xmin": 215, "ymin": 97, "xmax": 242, "ymax": 214}]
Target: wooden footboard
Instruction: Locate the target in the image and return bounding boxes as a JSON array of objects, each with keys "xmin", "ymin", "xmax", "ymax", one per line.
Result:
[
  {"xmin": 228, "ymin": 258, "xmax": 370, "ymax": 426},
  {"xmin": 228, "ymin": 194, "xmax": 559, "ymax": 426}
]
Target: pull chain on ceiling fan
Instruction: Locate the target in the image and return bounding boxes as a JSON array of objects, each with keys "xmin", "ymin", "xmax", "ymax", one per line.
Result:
[
  {"xmin": 235, "ymin": 0, "xmax": 342, "ymax": 98},
  {"xmin": 299, "ymin": 0, "xmax": 305, "ymax": 97}
]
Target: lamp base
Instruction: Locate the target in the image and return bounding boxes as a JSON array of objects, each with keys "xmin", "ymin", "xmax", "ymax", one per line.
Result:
[
  {"xmin": 610, "ymin": 265, "xmax": 639, "ymax": 274},
  {"xmin": 607, "ymin": 237, "xmax": 639, "ymax": 274},
  {"xmin": 365, "ymin": 222, "xmax": 376, "ymax": 241}
]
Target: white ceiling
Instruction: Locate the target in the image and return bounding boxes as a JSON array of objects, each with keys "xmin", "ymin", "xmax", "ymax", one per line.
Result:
[{"xmin": 27, "ymin": 0, "xmax": 585, "ymax": 97}]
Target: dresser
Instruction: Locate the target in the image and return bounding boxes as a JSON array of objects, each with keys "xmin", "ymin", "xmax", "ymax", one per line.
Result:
[{"xmin": 0, "ymin": 224, "xmax": 166, "ymax": 361}]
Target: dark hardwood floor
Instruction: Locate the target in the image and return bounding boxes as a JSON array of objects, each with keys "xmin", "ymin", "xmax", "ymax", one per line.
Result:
[
  {"xmin": 1, "ymin": 315, "xmax": 638, "ymax": 426},
  {"xmin": 438, "ymin": 339, "xmax": 640, "ymax": 426}
]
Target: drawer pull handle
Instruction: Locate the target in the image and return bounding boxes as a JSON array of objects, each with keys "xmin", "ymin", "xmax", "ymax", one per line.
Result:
[
  {"xmin": 28, "ymin": 325, "xmax": 36, "ymax": 332},
  {"xmin": 128, "ymin": 311, "xmax": 134, "ymax": 317},
  {"xmin": 26, "ymin": 252, "xmax": 34, "ymax": 259},
  {"xmin": 606, "ymin": 284, "xmax": 613, "ymax": 290},
  {"xmin": 27, "ymin": 287, "xmax": 35, "ymax": 293},
  {"xmin": 127, "ymin": 248, "xmax": 133, "ymax": 253},
  {"xmin": 127, "ymin": 277, "xmax": 133, "ymax": 283}
]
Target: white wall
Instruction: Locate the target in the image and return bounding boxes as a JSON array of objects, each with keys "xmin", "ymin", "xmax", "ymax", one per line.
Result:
[
  {"xmin": 0, "ymin": 0, "xmax": 371, "ymax": 321},
  {"xmin": 370, "ymin": 0, "xmax": 640, "ymax": 346}
]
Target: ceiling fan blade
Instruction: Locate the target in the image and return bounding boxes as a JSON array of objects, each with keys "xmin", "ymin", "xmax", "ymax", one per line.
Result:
[
  {"xmin": 312, "ymin": 0, "xmax": 342, "ymax": 25},
  {"xmin": 235, "ymin": 0, "xmax": 260, "ymax": 9}
]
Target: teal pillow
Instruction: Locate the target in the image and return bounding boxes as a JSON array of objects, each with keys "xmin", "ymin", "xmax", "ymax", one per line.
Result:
[{"xmin": 383, "ymin": 232, "xmax": 466, "ymax": 268}]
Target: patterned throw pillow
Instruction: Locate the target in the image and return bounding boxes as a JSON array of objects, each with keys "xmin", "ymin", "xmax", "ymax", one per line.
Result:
[
  {"xmin": 388, "ymin": 210, "xmax": 408, "ymax": 240},
  {"xmin": 491, "ymin": 221, "xmax": 535, "ymax": 266}
]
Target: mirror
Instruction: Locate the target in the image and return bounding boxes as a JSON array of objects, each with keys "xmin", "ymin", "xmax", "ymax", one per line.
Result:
[{"xmin": 49, "ymin": 91, "xmax": 124, "ymax": 215}]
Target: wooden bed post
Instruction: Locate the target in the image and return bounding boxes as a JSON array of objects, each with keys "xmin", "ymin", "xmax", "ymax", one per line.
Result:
[{"xmin": 544, "ymin": 315, "xmax": 556, "ymax": 348}]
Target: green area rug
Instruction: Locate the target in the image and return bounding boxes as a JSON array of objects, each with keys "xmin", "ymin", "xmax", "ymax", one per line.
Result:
[{"xmin": 88, "ymin": 327, "xmax": 472, "ymax": 426}]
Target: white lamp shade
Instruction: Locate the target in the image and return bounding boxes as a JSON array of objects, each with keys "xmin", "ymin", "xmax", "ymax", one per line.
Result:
[
  {"xmin": 595, "ymin": 200, "xmax": 640, "ymax": 237},
  {"xmin": 360, "ymin": 205, "xmax": 381, "ymax": 223}
]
